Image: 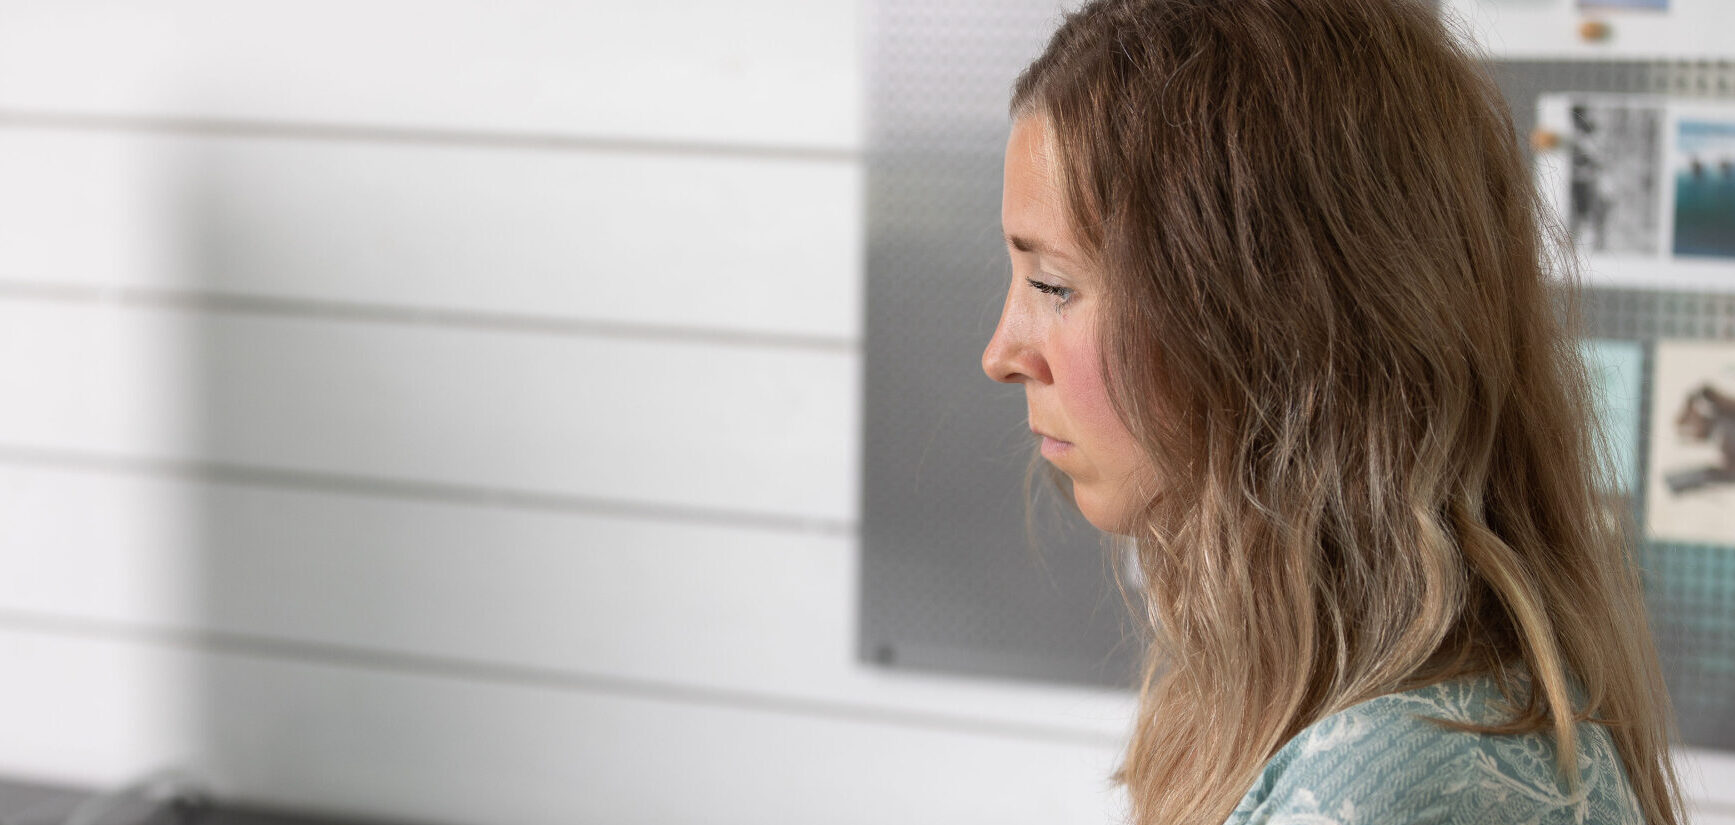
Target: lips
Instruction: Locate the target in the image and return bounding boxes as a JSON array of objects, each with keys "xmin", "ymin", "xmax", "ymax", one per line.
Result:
[
  {"xmin": 1041, "ymin": 437, "xmax": 1075, "ymax": 460},
  {"xmin": 1033, "ymin": 426, "xmax": 1074, "ymax": 459}
]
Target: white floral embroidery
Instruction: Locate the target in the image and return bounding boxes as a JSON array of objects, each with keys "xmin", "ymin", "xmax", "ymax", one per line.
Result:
[
  {"xmin": 1260, "ymin": 788, "xmax": 1351, "ymax": 825},
  {"xmin": 1301, "ymin": 711, "xmax": 1371, "ymax": 755}
]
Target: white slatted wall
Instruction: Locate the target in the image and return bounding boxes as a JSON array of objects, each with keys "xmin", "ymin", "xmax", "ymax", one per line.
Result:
[{"xmin": 0, "ymin": 3, "xmax": 1136, "ymax": 823}]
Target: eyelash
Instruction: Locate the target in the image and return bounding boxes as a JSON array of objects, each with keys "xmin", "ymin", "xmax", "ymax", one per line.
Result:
[{"xmin": 1026, "ymin": 277, "xmax": 1076, "ymax": 305}]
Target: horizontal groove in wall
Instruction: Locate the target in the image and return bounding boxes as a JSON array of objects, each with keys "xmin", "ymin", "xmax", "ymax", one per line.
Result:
[
  {"xmin": 0, "ymin": 609, "xmax": 1122, "ymax": 750},
  {"xmin": 0, "ymin": 444, "xmax": 853, "ymax": 537},
  {"xmin": 0, "ymin": 110, "xmax": 862, "ymax": 165},
  {"xmin": 0, "ymin": 282, "xmax": 859, "ymax": 354}
]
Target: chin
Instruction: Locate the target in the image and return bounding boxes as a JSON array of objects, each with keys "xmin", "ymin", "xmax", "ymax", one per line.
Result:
[{"xmin": 1074, "ymin": 488, "xmax": 1139, "ymax": 536}]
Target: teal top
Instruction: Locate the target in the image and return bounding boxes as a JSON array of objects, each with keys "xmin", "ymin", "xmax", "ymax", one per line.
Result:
[{"xmin": 1227, "ymin": 675, "xmax": 1644, "ymax": 824}]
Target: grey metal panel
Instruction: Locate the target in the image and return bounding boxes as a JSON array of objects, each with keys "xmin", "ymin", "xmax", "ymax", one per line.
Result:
[{"xmin": 861, "ymin": 0, "xmax": 1144, "ymax": 689}]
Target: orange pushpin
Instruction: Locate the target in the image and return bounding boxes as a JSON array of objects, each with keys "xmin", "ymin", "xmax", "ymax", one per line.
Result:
[
  {"xmin": 1530, "ymin": 129, "xmax": 1562, "ymax": 152},
  {"xmin": 1579, "ymin": 19, "xmax": 1611, "ymax": 42}
]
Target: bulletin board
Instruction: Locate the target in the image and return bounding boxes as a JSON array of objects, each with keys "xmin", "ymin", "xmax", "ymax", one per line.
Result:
[
  {"xmin": 1455, "ymin": 0, "xmax": 1735, "ymax": 749},
  {"xmin": 1576, "ymin": 290, "xmax": 1735, "ymax": 751}
]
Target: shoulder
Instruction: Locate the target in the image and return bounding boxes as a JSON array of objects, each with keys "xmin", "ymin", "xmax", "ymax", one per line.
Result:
[{"xmin": 1225, "ymin": 677, "xmax": 1644, "ymax": 825}]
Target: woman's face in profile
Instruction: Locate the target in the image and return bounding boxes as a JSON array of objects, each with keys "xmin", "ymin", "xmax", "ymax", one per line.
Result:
[{"xmin": 983, "ymin": 115, "xmax": 1154, "ymax": 535}]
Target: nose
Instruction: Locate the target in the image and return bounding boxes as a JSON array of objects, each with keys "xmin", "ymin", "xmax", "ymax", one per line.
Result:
[{"xmin": 981, "ymin": 291, "xmax": 1050, "ymax": 385}]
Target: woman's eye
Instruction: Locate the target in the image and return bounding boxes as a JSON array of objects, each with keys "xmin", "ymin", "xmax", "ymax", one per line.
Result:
[{"xmin": 1026, "ymin": 278, "xmax": 1076, "ymax": 305}]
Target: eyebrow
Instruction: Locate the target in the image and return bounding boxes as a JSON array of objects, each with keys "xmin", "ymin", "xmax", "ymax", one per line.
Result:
[{"xmin": 1005, "ymin": 233, "xmax": 1078, "ymax": 262}]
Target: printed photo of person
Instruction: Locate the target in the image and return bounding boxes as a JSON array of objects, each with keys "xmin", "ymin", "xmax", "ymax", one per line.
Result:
[
  {"xmin": 1647, "ymin": 341, "xmax": 1735, "ymax": 545},
  {"xmin": 1569, "ymin": 101, "xmax": 1663, "ymax": 256},
  {"xmin": 1672, "ymin": 118, "xmax": 1735, "ymax": 259}
]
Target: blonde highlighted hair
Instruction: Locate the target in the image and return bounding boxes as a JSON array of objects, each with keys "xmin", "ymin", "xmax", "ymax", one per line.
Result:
[{"xmin": 1011, "ymin": 0, "xmax": 1682, "ymax": 823}]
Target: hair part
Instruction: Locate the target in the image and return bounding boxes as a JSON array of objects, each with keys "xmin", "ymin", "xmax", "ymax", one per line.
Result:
[{"xmin": 1011, "ymin": 1, "xmax": 1682, "ymax": 823}]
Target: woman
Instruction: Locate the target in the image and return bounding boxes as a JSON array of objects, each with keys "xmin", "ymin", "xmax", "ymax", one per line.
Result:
[{"xmin": 980, "ymin": 0, "xmax": 1683, "ymax": 822}]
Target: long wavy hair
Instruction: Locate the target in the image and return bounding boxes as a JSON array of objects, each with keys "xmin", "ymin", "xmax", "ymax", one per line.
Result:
[{"xmin": 1010, "ymin": 1, "xmax": 1682, "ymax": 823}]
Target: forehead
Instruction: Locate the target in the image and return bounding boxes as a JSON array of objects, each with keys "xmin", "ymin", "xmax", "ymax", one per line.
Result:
[
  {"xmin": 1002, "ymin": 116, "xmax": 1061, "ymax": 220},
  {"xmin": 1001, "ymin": 116, "xmax": 1082, "ymax": 260}
]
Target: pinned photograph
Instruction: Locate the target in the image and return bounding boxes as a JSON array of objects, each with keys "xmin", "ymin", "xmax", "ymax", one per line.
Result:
[
  {"xmin": 1647, "ymin": 341, "xmax": 1735, "ymax": 545},
  {"xmin": 1580, "ymin": 339, "xmax": 1645, "ymax": 494},
  {"xmin": 1577, "ymin": 0, "xmax": 1668, "ymax": 9},
  {"xmin": 1568, "ymin": 101, "xmax": 1663, "ymax": 255},
  {"xmin": 1672, "ymin": 118, "xmax": 1735, "ymax": 259}
]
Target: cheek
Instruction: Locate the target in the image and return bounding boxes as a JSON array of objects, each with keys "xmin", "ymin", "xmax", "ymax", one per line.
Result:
[
  {"xmin": 1054, "ymin": 335, "xmax": 1151, "ymax": 534},
  {"xmin": 1054, "ymin": 335, "xmax": 1125, "ymax": 446}
]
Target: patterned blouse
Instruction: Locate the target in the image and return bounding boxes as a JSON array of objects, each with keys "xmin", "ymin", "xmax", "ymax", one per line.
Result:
[{"xmin": 1226, "ymin": 675, "xmax": 1644, "ymax": 824}]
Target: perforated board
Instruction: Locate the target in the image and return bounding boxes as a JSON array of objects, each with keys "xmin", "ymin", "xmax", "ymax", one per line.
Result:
[
  {"xmin": 1578, "ymin": 288, "xmax": 1735, "ymax": 750},
  {"xmin": 1498, "ymin": 59, "xmax": 1735, "ymax": 749}
]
